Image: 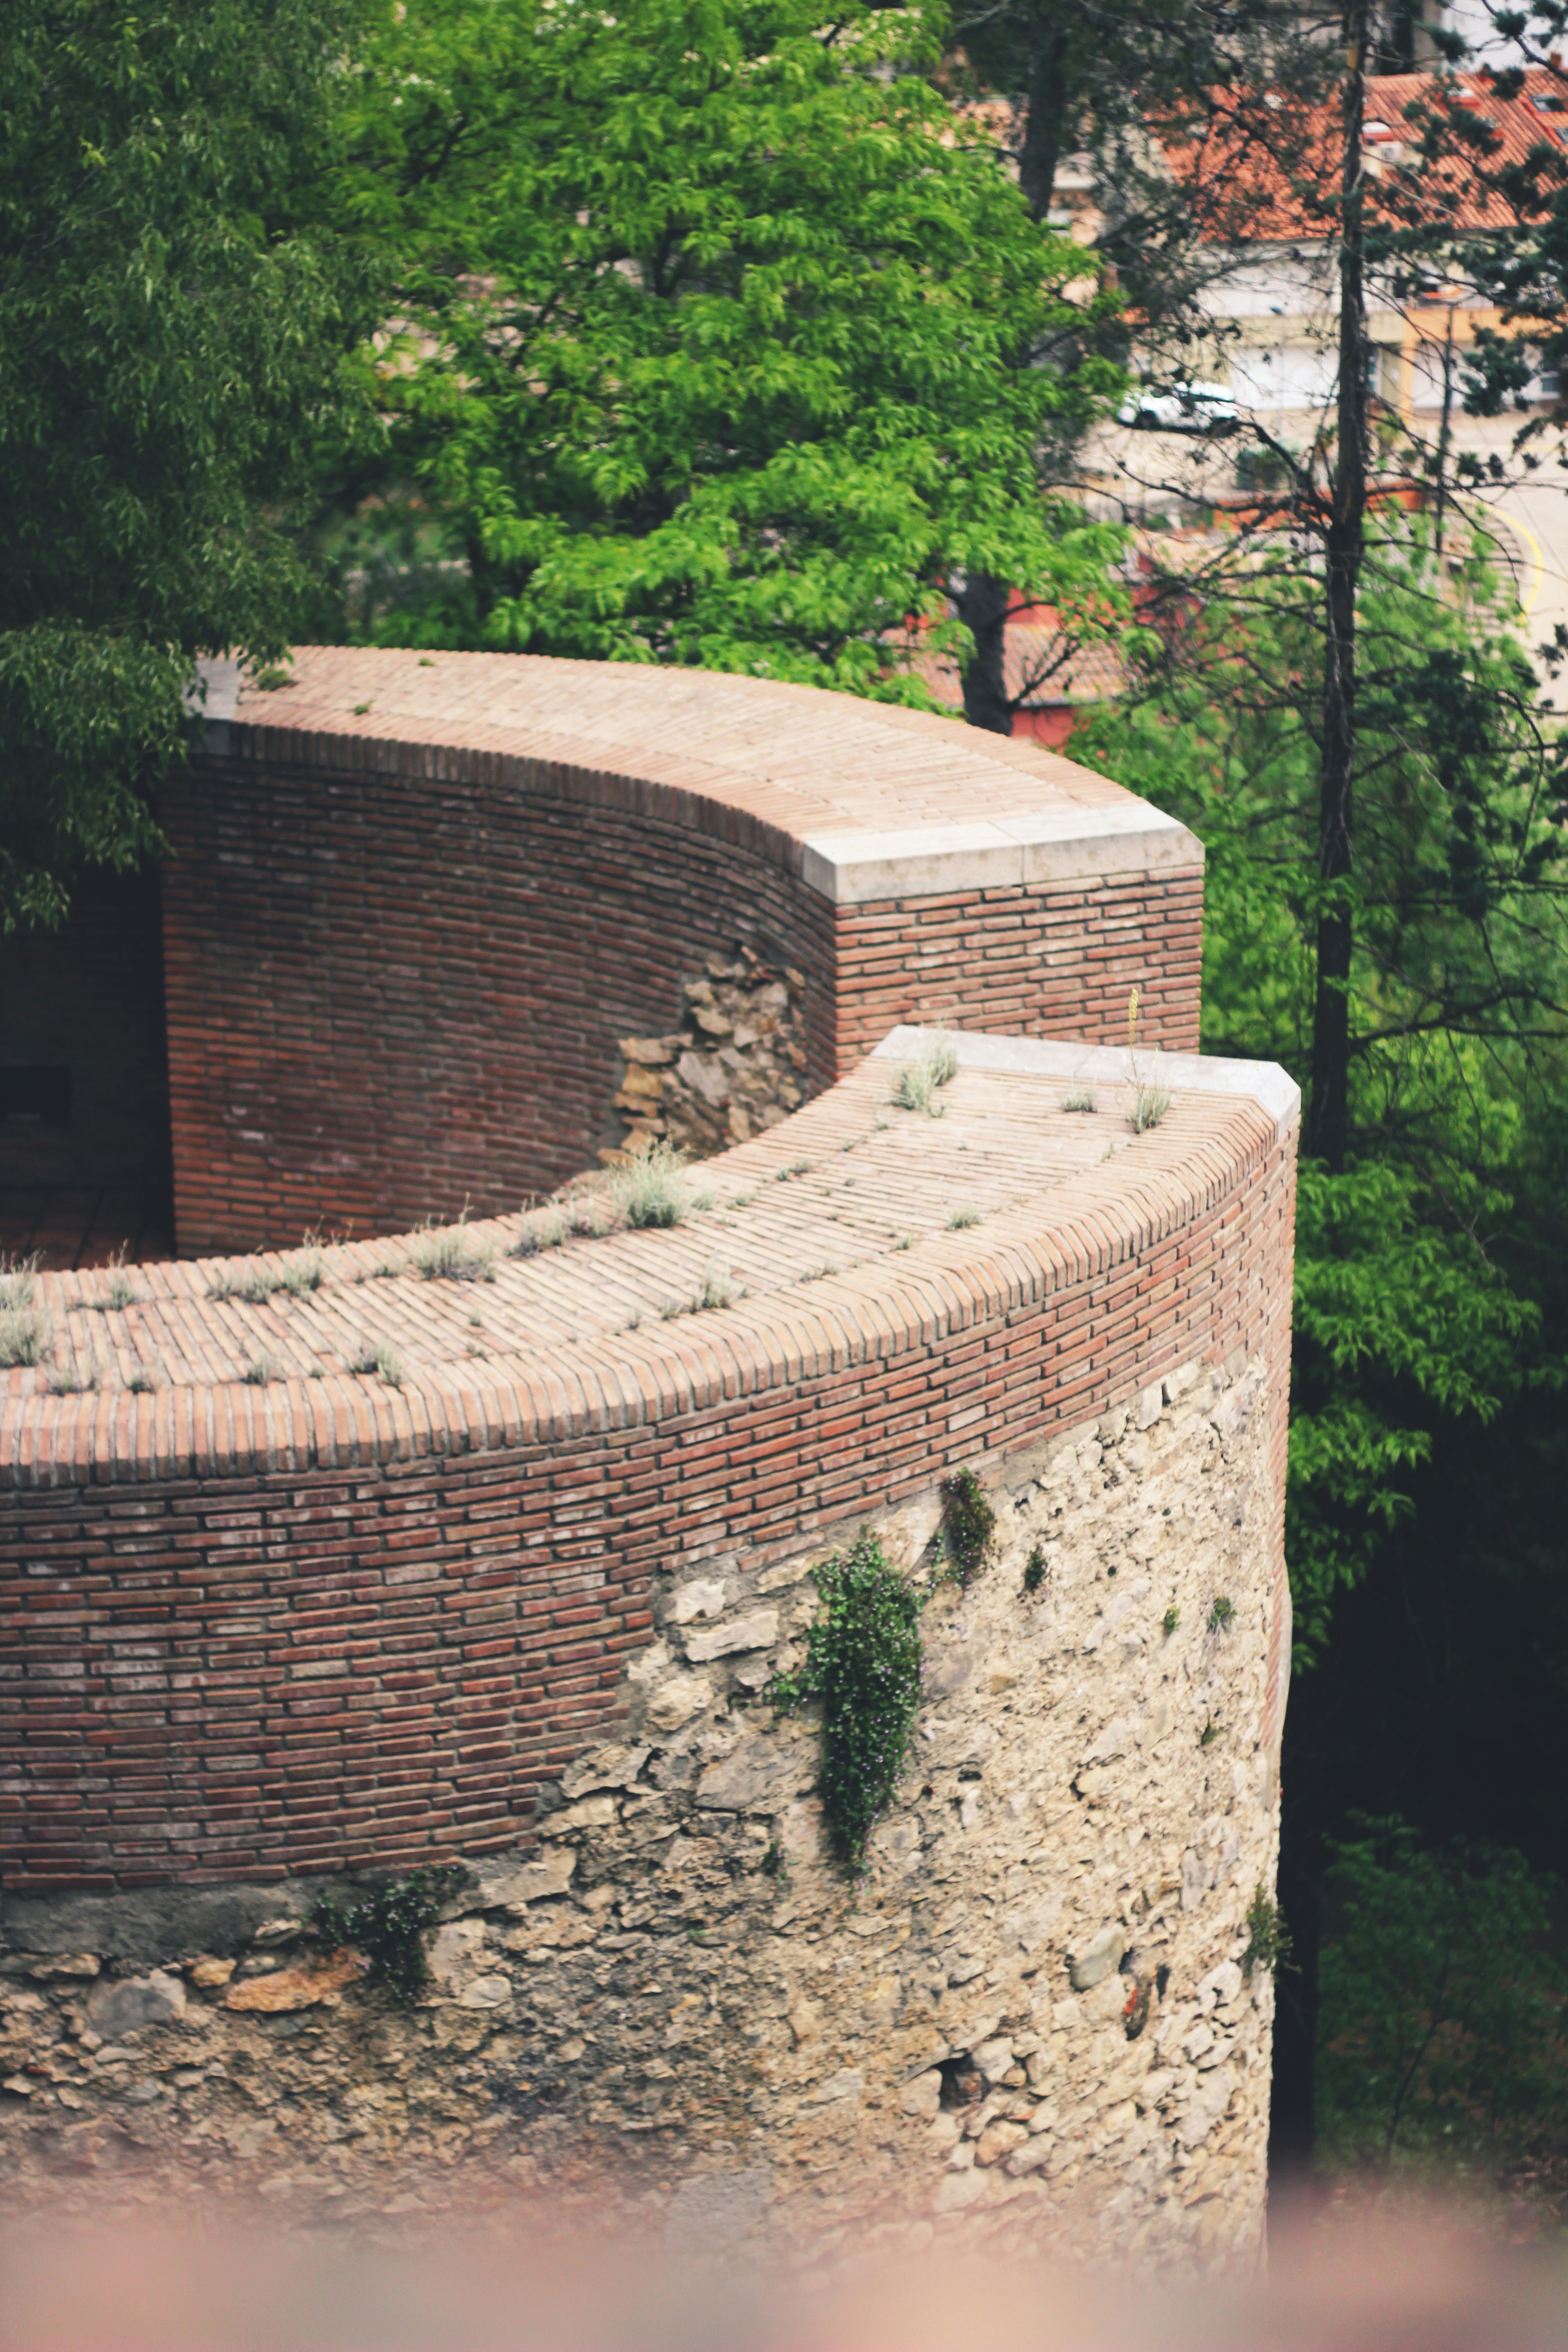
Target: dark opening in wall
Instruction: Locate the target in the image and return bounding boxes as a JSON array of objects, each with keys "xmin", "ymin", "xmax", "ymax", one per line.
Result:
[{"xmin": 0, "ymin": 1067, "xmax": 71, "ymax": 1127}]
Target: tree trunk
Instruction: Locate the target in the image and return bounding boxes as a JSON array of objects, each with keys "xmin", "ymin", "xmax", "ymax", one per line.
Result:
[
  {"xmin": 1306, "ymin": 0, "xmax": 1370, "ymax": 1171},
  {"xmin": 1269, "ymin": 1660, "xmax": 1325, "ymax": 2183},
  {"xmin": 955, "ymin": 571, "xmax": 1014, "ymax": 734},
  {"xmin": 959, "ymin": 8, "xmax": 1072, "ymax": 734},
  {"xmin": 1017, "ymin": 9, "xmax": 1073, "ymax": 225}
]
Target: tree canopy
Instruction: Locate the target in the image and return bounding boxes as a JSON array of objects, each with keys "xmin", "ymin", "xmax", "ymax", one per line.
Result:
[
  {"xmin": 0, "ymin": 0, "xmax": 373, "ymax": 929},
  {"xmin": 307, "ymin": 0, "xmax": 1125, "ymax": 697}
]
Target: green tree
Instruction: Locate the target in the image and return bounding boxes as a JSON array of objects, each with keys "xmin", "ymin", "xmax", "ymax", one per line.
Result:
[
  {"xmin": 1318, "ymin": 1816, "xmax": 1568, "ymax": 2175},
  {"xmin": 311, "ymin": 0, "xmax": 1124, "ymax": 698},
  {"xmin": 1077, "ymin": 528, "xmax": 1567, "ymax": 1662},
  {"xmin": 0, "ymin": 0, "xmax": 374, "ymax": 930}
]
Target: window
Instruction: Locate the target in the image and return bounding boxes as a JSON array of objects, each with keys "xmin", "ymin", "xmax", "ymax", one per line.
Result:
[{"xmin": 0, "ymin": 1067, "xmax": 71, "ymax": 1126}]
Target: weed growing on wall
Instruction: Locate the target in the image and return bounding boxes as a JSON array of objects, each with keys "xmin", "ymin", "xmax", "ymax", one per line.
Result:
[
  {"xmin": 1208, "ymin": 1595, "xmax": 1235, "ymax": 1634},
  {"xmin": 0, "ymin": 1308, "xmax": 50, "ymax": 1367},
  {"xmin": 768, "ymin": 1533, "xmax": 923, "ymax": 1872},
  {"xmin": 1241, "ymin": 1886, "xmax": 1291, "ymax": 1979},
  {"xmin": 207, "ymin": 1261, "xmax": 282, "ymax": 1304},
  {"xmin": 1023, "ymin": 1544, "xmax": 1049, "ymax": 1596},
  {"xmin": 91, "ymin": 1251, "xmax": 140, "ymax": 1311},
  {"xmin": 1124, "ymin": 988, "xmax": 1170, "ymax": 1134},
  {"xmin": 611, "ymin": 1141, "xmax": 692, "ymax": 1230},
  {"xmin": 940, "ymin": 1467, "xmax": 997, "ymax": 1588},
  {"xmin": 892, "ymin": 1033, "xmax": 959, "ymax": 1116},
  {"xmin": 1062, "ymin": 1089, "xmax": 1096, "ymax": 1113},
  {"xmin": 411, "ymin": 1216, "xmax": 496, "ymax": 1282},
  {"xmin": 353, "ymin": 1340, "xmax": 406, "ymax": 1386},
  {"xmin": 0, "ymin": 1254, "xmax": 40, "ymax": 1312},
  {"xmin": 311, "ymin": 1864, "xmax": 473, "ymax": 2005},
  {"xmin": 277, "ymin": 1249, "xmax": 326, "ymax": 1295}
]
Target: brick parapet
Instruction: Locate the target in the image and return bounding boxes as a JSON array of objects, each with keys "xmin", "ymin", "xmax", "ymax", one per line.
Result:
[
  {"xmin": 2, "ymin": 1035, "xmax": 1297, "ymax": 1891},
  {"xmin": 160, "ymin": 649, "xmax": 1205, "ymax": 1254}
]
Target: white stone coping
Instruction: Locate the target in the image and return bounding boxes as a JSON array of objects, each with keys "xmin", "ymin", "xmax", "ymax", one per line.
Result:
[
  {"xmin": 799, "ymin": 804, "xmax": 1203, "ymax": 904},
  {"xmin": 872, "ymin": 1025, "xmax": 1301, "ymax": 1137}
]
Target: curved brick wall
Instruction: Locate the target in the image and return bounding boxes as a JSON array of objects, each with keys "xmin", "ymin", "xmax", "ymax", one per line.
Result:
[
  {"xmin": 1, "ymin": 1032, "xmax": 1296, "ymax": 1894},
  {"xmin": 163, "ymin": 650, "xmax": 1205, "ymax": 1255}
]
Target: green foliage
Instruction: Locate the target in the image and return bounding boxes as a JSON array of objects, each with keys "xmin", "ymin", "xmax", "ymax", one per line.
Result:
[
  {"xmin": 1023, "ymin": 1544, "xmax": 1049, "ymax": 1597},
  {"xmin": 0, "ymin": 0, "xmax": 375, "ymax": 929},
  {"xmin": 1241, "ymin": 1886, "xmax": 1291, "ymax": 1980},
  {"xmin": 1318, "ymin": 1818, "xmax": 1568, "ymax": 2174},
  {"xmin": 311, "ymin": 1864, "xmax": 473, "ymax": 2006},
  {"xmin": 1287, "ymin": 1158, "xmax": 1542, "ymax": 1662},
  {"xmin": 1161, "ymin": 1605, "xmax": 1180, "ymax": 1638},
  {"xmin": 1077, "ymin": 527, "xmax": 1568, "ymax": 1666},
  {"xmin": 313, "ymin": 0, "xmax": 1125, "ymax": 691},
  {"xmin": 768, "ymin": 1532, "xmax": 923, "ymax": 1872},
  {"xmin": 1207, "ymin": 1595, "xmax": 1235, "ymax": 1634},
  {"xmin": 940, "ymin": 1467, "xmax": 997, "ymax": 1589}
]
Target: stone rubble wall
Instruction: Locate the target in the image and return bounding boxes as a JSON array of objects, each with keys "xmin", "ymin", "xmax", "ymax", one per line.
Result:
[
  {"xmin": 1, "ymin": 1352, "xmax": 1280, "ymax": 2265},
  {"xmin": 609, "ymin": 949, "xmax": 809, "ymax": 1161}
]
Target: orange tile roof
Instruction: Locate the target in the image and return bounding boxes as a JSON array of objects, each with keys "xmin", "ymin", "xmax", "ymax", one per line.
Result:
[{"xmin": 1165, "ymin": 66, "xmax": 1568, "ymax": 244}]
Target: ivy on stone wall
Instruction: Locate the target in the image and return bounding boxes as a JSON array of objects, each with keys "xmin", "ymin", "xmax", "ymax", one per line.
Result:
[
  {"xmin": 940, "ymin": 1467, "xmax": 997, "ymax": 1588},
  {"xmin": 311, "ymin": 1864, "xmax": 472, "ymax": 2005},
  {"xmin": 769, "ymin": 1533, "xmax": 923, "ymax": 1872}
]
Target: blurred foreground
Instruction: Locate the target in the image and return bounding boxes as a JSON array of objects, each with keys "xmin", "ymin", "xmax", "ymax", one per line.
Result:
[{"xmin": 2, "ymin": 2194, "xmax": 1564, "ymax": 2352}]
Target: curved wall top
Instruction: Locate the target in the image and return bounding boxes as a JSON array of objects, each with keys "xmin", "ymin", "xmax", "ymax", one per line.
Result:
[
  {"xmin": 2, "ymin": 1030, "xmax": 1298, "ymax": 1892},
  {"xmin": 164, "ymin": 651, "xmax": 1206, "ymax": 1255},
  {"xmin": 196, "ymin": 648, "xmax": 1199, "ymax": 904}
]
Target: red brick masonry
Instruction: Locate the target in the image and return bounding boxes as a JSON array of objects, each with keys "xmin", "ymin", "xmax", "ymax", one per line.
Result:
[
  {"xmin": 164, "ymin": 651, "xmax": 1205, "ymax": 1255},
  {"xmin": 1, "ymin": 1033, "xmax": 1297, "ymax": 1893}
]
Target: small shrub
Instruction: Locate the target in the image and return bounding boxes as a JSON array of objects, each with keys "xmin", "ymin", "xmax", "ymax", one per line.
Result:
[
  {"xmin": 353, "ymin": 1340, "xmax": 406, "ymax": 1387},
  {"xmin": 1062, "ymin": 1089, "xmax": 1097, "ymax": 1114},
  {"xmin": 311, "ymin": 1864, "xmax": 472, "ymax": 2006},
  {"xmin": 1208, "ymin": 1595, "xmax": 1235, "ymax": 1634},
  {"xmin": 611, "ymin": 1141, "xmax": 691, "ymax": 1230},
  {"xmin": 768, "ymin": 1533, "xmax": 923, "ymax": 1872},
  {"xmin": 0, "ymin": 1254, "xmax": 39, "ymax": 1313},
  {"xmin": 0, "ymin": 1307, "xmax": 50, "ymax": 1368},
  {"xmin": 1023, "ymin": 1545, "xmax": 1049, "ymax": 1596},
  {"xmin": 940, "ymin": 1467, "xmax": 997, "ymax": 1589},
  {"xmin": 1162, "ymin": 1605, "xmax": 1181, "ymax": 1638},
  {"xmin": 947, "ymin": 1206, "xmax": 982, "ymax": 1230},
  {"xmin": 1241, "ymin": 1886, "xmax": 1292, "ymax": 1979},
  {"xmin": 410, "ymin": 1218, "xmax": 496, "ymax": 1283}
]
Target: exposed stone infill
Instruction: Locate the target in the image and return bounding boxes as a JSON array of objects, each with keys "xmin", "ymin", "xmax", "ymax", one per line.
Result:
[
  {"xmin": 1, "ymin": 1355, "xmax": 1280, "ymax": 2264},
  {"xmin": 609, "ymin": 947, "xmax": 809, "ymax": 1160}
]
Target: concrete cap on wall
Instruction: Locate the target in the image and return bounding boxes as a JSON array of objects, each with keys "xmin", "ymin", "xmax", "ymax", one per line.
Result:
[
  {"xmin": 190, "ymin": 649, "xmax": 1205, "ymax": 905},
  {"xmin": 871, "ymin": 1027, "xmax": 1301, "ymax": 1137}
]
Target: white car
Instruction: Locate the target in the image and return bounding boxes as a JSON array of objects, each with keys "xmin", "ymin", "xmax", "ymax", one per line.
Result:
[{"xmin": 1117, "ymin": 380, "xmax": 1240, "ymax": 435}]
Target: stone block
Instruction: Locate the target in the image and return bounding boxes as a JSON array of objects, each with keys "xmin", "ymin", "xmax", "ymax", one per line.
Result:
[
  {"xmin": 1067, "ymin": 1926, "xmax": 1126, "ymax": 1991},
  {"xmin": 86, "ymin": 1969, "xmax": 186, "ymax": 2036}
]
